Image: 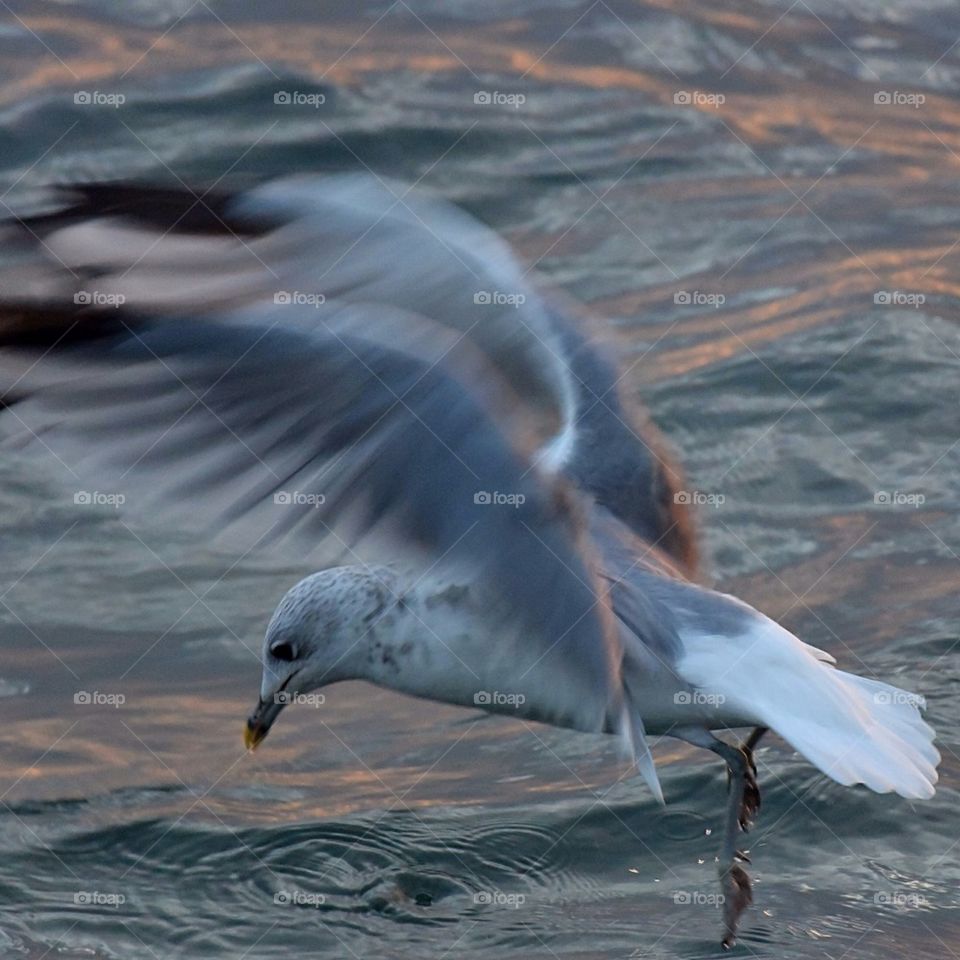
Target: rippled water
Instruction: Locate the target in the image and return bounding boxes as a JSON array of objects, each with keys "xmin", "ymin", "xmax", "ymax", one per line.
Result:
[{"xmin": 1, "ymin": 1, "xmax": 959, "ymax": 957}]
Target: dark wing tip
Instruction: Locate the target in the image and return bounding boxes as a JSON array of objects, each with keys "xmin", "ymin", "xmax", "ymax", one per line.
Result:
[{"xmin": 14, "ymin": 180, "xmax": 280, "ymax": 240}]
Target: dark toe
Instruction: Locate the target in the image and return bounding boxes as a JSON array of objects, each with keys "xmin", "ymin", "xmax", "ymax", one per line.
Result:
[{"xmin": 720, "ymin": 863, "xmax": 753, "ymax": 948}]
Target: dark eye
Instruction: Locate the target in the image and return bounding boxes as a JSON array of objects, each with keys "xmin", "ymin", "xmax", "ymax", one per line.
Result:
[{"xmin": 270, "ymin": 641, "xmax": 297, "ymax": 662}]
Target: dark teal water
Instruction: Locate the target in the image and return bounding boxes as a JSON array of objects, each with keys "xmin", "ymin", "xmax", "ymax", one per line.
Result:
[{"xmin": 1, "ymin": 1, "xmax": 959, "ymax": 957}]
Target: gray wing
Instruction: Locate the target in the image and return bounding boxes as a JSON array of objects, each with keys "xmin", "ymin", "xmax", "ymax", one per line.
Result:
[
  {"xmin": 588, "ymin": 506, "xmax": 706, "ymax": 801},
  {"xmin": 0, "ymin": 313, "xmax": 621, "ymax": 733},
  {"xmin": 14, "ymin": 176, "xmax": 576, "ymax": 428},
  {"xmin": 9, "ymin": 176, "xmax": 696, "ymax": 572}
]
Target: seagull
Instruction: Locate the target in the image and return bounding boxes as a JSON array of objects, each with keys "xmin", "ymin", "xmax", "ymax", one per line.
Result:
[{"xmin": 0, "ymin": 175, "xmax": 938, "ymax": 947}]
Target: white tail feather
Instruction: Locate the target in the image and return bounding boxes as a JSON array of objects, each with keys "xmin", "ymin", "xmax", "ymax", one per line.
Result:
[{"xmin": 678, "ymin": 611, "xmax": 938, "ymax": 800}]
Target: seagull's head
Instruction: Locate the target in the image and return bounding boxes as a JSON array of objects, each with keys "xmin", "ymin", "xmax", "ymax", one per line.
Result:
[{"xmin": 244, "ymin": 566, "xmax": 396, "ymax": 750}]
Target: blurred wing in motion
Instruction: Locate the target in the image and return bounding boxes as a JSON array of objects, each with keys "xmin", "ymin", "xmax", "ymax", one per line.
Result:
[
  {"xmin": 6, "ymin": 175, "xmax": 696, "ymax": 572},
  {"xmin": 12, "ymin": 176, "xmax": 576, "ymax": 426}
]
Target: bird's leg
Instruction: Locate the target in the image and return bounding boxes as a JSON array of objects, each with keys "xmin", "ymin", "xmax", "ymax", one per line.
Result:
[
  {"xmin": 738, "ymin": 725, "xmax": 766, "ymax": 832},
  {"xmin": 710, "ymin": 727, "xmax": 766, "ymax": 949},
  {"xmin": 673, "ymin": 725, "xmax": 768, "ymax": 947}
]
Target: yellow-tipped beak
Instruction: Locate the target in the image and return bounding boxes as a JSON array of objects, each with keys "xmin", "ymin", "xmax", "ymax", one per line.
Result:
[
  {"xmin": 244, "ymin": 718, "xmax": 266, "ymax": 750},
  {"xmin": 244, "ymin": 697, "xmax": 285, "ymax": 750}
]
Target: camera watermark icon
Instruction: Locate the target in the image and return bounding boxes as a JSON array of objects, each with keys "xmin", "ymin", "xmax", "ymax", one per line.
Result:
[
  {"xmin": 74, "ymin": 491, "xmax": 125, "ymax": 509},
  {"xmin": 674, "ymin": 690, "xmax": 726, "ymax": 707},
  {"xmin": 474, "ymin": 890, "xmax": 526, "ymax": 908},
  {"xmin": 274, "ymin": 691, "xmax": 326, "ymax": 707},
  {"xmin": 874, "ymin": 91, "xmax": 925, "ymax": 108},
  {"xmin": 473, "ymin": 91, "xmax": 525, "ymax": 109},
  {"xmin": 74, "ymin": 91, "xmax": 125, "ymax": 108},
  {"xmin": 874, "ymin": 891, "xmax": 927, "ymax": 909},
  {"xmin": 274, "ymin": 290, "xmax": 326, "ymax": 308},
  {"xmin": 473, "ymin": 490, "xmax": 526, "ymax": 508},
  {"xmin": 274, "ymin": 91, "xmax": 326, "ymax": 108},
  {"xmin": 74, "ymin": 290, "xmax": 125, "ymax": 308},
  {"xmin": 672, "ymin": 890, "xmax": 725, "ymax": 906},
  {"xmin": 674, "ymin": 490, "xmax": 725, "ymax": 508},
  {"xmin": 873, "ymin": 690, "xmax": 926, "ymax": 709},
  {"xmin": 873, "ymin": 290, "xmax": 925, "ymax": 308},
  {"xmin": 473, "ymin": 290, "xmax": 526, "ymax": 307},
  {"xmin": 474, "ymin": 690, "xmax": 526, "ymax": 708},
  {"xmin": 74, "ymin": 890, "xmax": 126, "ymax": 907},
  {"xmin": 873, "ymin": 490, "xmax": 924, "ymax": 508},
  {"xmin": 274, "ymin": 889, "xmax": 326, "ymax": 907},
  {"xmin": 673, "ymin": 91, "xmax": 725, "ymax": 107},
  {"xmin": 273, "ymin": 491, "xmax": 326, "ymax": 508},
  {"xmin": 74, "ymin": 690, "xmax": 126, "ymax": 707},
  {"xmin": 674, "ymin": 290, "xmax": 725, "ymax": 308}
]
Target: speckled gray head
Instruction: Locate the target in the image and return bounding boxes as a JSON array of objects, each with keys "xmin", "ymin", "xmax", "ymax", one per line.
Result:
[{"xmin": 244, "ymin": 565, "xmax": 398, "ymax": 748}]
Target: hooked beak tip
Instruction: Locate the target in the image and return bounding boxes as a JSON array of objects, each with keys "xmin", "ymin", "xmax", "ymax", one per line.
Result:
[
  {"xmin": 244, "ymin": 717, "xmax": 267, "ymax": 751},
  {"xmin": 244, "ymin": 695, "xmax": 283, "ymax": 750}
]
